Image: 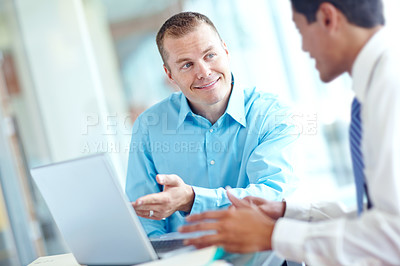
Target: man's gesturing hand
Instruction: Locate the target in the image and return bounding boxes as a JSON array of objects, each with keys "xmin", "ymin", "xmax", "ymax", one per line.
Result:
[
  {"xmin": 132, "ymin": 174, "xmax": 194, "ymax": 220},
  {"xmin": 179, "ymin": 207, "xmax": 275, "ymax": 253},
  {"xmin": 228, "ymin": 191, "xmax": 286, "ymax": 220}
]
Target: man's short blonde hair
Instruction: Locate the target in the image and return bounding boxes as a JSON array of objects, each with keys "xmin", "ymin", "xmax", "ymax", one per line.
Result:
[{"xmin": 156, "ymin": 12, "xmax": 222, "ymax": 69}]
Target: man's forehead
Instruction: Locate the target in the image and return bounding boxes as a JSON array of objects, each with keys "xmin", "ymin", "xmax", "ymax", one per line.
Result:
[
  {"xmin": 173, "ymin": 44, "xmax": 216, "ymax": 64},
  {"xmin": 164, "ymin": 27, "xmax": 221, "ymax": 53}
]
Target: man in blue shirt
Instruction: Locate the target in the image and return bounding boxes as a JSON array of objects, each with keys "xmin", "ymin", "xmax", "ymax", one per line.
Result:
[{"xmin": 126, "ymin": 12, "xmax": 298, "ymax": 237}]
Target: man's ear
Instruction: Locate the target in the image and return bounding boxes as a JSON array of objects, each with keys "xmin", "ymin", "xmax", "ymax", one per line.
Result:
[
  {"xmin": 316, "ymin": 2, "xmax": 341, "ymax": 32},
  {"xmin": 222, "ymin": 41, "xmax": 229, "ymax": 57},
  {"xmin": 163, "ymin": 64, "xmax": 176, "ymax": 84}
]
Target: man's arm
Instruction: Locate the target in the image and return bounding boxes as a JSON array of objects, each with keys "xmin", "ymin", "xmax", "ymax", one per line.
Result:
[
  {"xmin": 181, "ymin": 195, "xmax": 400, "ymax": 265},
  {"xmin": 273, "ymin": 210, "xmax": 400, "ymax": 265},
  {"xmin": 181, "ymin": 204, "xmax": 400, "ymax": 265},
  {"xmin": 191, "ymin": 105, "xmax": 299, "ymax": 214},
  {"xmin": 233, "ymin": 193, "xmax": 355, "ymax": 222}
]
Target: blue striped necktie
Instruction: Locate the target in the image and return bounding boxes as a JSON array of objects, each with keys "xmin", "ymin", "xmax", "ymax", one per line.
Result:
[{"xmin": 350, "ymin": 98, "xmax": 372, "ymax": 214}]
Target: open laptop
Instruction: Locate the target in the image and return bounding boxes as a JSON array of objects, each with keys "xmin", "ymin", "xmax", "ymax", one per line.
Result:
[{"xmin": 30, "ymin": 154, "xmax": 198, "ymax": 265}]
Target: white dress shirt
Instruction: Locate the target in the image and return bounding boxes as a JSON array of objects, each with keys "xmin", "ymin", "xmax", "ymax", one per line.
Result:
[{"xmin": 272, "ymin": 29, "xmax": 400, "ymax": 265}]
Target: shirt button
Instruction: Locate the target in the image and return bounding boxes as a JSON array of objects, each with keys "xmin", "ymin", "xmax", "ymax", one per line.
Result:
[
  {"xmin": 209, "ymin": 129, "xmax": 214, "ymax": 133},
  {"xmin": 210, "ymin": 160, "xmax": 215, "ymax": 165}
]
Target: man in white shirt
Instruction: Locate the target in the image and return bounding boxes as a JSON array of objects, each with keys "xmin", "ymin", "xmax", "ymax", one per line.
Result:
[{"xmin": 180, "ymin": 0, "xmax": 400, "ymax": 265}]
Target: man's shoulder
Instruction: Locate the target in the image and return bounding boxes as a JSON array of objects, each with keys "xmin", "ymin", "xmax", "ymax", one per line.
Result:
[
  {"xmin": 243, "ymin": 87, "xmax": 289, "ymax": 114},
  {"xmin": 241, "ymin": 87, "xmax": 295, "ymax": 137},
  {"xmin": 138, "ymin": 92, "xmax": 182, "ymax": 119},
  {"xmin": 369, "ymin": 46, "xmax": 400, "ymax": 100},
  {"xmin": 133, "ymin": 92, "xmax": 183, "ymax": 131},
  {"xmin": 379, "ymin": 47, "xmax": 400, "ymax": 79}
]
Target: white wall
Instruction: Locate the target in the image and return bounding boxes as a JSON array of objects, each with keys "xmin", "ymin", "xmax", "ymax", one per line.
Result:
[{"xmin": 14, "ymin": 0, "xmax": 128, "ymax": 185}]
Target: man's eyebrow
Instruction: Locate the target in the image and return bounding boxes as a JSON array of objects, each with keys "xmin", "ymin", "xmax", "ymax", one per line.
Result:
[
  {"xmin": 202, "ymin": 45, "xmax": 214, "ymax": 55},
  {"xmin": 174, "ymin": 45, "xmax": 215, "ymax": 65},
  {"xmin": 175, "ymin": 57, "xmax": 191, "ymax": 65}
]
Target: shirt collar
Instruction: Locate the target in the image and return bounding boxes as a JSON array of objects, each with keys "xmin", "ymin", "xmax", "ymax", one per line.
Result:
[
  {"xmin": 177, "ymin": 94, "xmax": 193, "ymax": 129},
  {"xmin": 176, "ymin": 74, "xmax": 246, "ymax": 128},
  {"xmin": 352, "ymin": 28, "xmax": 387, "ymax": 103},
  {"xmin": 225, "ymin": 78, "xmax": 246, "ymax": 127}
]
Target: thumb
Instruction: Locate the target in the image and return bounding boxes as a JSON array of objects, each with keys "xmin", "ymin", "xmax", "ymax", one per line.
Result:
[
  {"xmin": 156, "ymin": 174, "xmax": 181, "ymax": 187},
  {"xmin": 243, "ymin": 196, "xmax": 268, "ymax": 206},
  {"xmin": 227, "ymin": 190, "xmax": 251, "ymax": 208}
]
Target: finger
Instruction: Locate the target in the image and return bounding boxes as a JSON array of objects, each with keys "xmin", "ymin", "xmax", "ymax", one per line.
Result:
[
  {"xmin": 186, "ymin": 242, "xmax": 214, "ymax": 250},
  {"xmin": 134, "ymin": 204, "xmax": 170, "ymax": 215},
  {"xmin": 179, "ymin": 221, "xmax": 220, "ymax": 233},
  {"xmin": 227, "ymin": 190, "xmax": 251, "ymax": 208},
  {"xmin": 228, "ymin": 205, "xmax": 236, "ymax": 210},
  {"xmin": 136, "ymin": 210, "xmax": 158, "ymax": 219},
  {"xmin": 133, "ymin": 202, "xmax": 167, "ymax": 216},
  {"xmin": 133, "ymin": 203, "xmax": 166, "ymax": 212},
  {"xmin": 186, "ymin": 210, "xmax": 229, "ymax": 222},
  {"xmin": 156, "ymin": 174, "xmax": 181, "ymax": 187},
  {"xmin": 242, "ymin": 196, "xmax": 268, "ymax": 206},
  {"xmin": 183, "ymin": 238, "xmax": 216, "ymax": 250},
  {"xmin": 223, "ymin": 243, "xmax": 260, "ymax": 254},
  {"xmin": 184, "ymin": 234, "xmax": 226, "ymax": 247},
  {"xmin": 135, "ymin": 193, "xmax": 165, "ymax": 206},
  {"xmin": 259, "ymin": 202, "xmax": 285, "ymax": 220},
  {"xmin": 135, "ymin": 210, "xmax": 165, "ymax": 220}
]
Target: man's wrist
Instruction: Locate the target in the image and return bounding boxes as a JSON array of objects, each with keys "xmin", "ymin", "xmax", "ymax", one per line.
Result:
[
  {"xmin": 181, "ymin": 185, "xmax": 195, "ymax": 213},
  {"xmin": 262, "ymin": 219, "xmax": 275, "ymax": 250}
]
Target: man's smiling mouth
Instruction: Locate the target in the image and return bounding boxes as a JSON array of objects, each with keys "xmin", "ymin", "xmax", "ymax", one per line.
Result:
[{"xmin": 194, "ymin": 78, "xmax": 220, "ymax": 89}]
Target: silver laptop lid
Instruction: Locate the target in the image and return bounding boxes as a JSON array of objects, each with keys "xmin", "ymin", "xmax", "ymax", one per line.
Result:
[{"xmin": 31, "ymin": 154, "xmax": 158, "ymax": 265}]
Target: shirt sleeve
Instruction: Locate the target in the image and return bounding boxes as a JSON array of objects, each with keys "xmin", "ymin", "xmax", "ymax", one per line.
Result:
[
  {"xmin": 125, "ymin": 116, "xmax": 167, "ymax": 237},
  {"xmin": 191, "ymin": 103, "xmax": 299, "ymax": 214},
  {"xmin": 284, "ymin": 200, "xmax": 357, "ymax": 221},
  {"xmin": 272, "ymin": 209, "xmax": 400, "ymax": 265}
]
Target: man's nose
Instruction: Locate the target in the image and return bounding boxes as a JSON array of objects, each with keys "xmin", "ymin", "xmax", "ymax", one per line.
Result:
[{"xmin": 196, "ymin": 61, "xmax": 211, "ymax": 79}]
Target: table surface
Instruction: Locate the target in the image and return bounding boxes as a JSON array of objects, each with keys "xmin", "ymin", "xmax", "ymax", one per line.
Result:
[{"xmin": 28, "ymin": 248, "xmax": 300, "ymax": 266}]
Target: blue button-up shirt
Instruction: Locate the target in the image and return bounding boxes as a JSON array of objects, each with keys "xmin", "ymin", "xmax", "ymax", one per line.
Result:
[{"xmin": 126, "ymin": 84, "xmax": 298, "ymax": 236}]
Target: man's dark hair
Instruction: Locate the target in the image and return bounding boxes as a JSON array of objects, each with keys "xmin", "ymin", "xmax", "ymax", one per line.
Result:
[
  {"xmin": 290, "ymin": 0, "xmax": 385, "ymax": 27},
  {"xmin": 156, "ymin": 12, "xmax": 222, "ymax": 67}
]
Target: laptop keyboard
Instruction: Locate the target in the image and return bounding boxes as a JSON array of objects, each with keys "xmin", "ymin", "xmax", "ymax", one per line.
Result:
[{"xmin": 150, "ymin": 239, "xmax": 186, "ymax": 254}]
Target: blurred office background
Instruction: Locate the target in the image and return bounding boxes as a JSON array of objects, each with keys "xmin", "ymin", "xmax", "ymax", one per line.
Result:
[{"xmin": 0, "ymin": 0, "xmax": 399, "ymax": 264}]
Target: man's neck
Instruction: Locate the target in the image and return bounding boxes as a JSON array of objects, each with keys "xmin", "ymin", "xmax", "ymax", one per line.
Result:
[
  {"xmin": 345, "ymin": 26, "xmax": 383, "ymax": 76},
  {"xmin": 195, "ymin": 107, "xmax": 226, "ymax": 124},
  {"xmin": 189, "ymin": 87, "xmax": 232, "ymax": 125}
]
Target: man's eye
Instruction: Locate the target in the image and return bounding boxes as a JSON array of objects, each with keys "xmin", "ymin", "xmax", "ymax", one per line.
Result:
[
  {"xmin": 207, "ymin": 53, "xmax": 216, "ymax": 59},
  {"xmin": 182, "ymin": 63, "xmax": 192, "ymax": 69}
]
